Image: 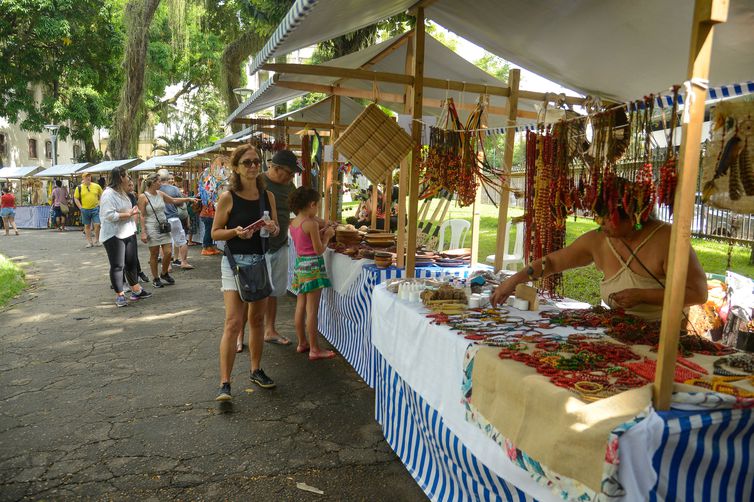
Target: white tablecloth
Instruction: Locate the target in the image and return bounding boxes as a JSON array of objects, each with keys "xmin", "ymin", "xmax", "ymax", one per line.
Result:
[
  {"xmin": 323, "ymin": 248, "xmax": 373, "ymax": 294},
  {"xmin": 371, "ymin": 284, "xmax": 559, "ymax": 501}
]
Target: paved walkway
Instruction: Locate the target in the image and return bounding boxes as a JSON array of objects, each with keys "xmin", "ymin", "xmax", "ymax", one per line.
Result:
[{"xmin": 0, "ymin": 230, "xmax": 425, "ymax": 500}]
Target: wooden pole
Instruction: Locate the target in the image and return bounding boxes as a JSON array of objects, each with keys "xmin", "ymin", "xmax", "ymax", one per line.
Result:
[
  {"xmin": 406, "ymin": 7, "xmax": 425, "ymax": 278},
  {"xmin": 396, "ymin": 31, "xmax": 415, "ymax": 269},
  {"xmin": 653, "ymin": 0, "xmax": 728, "ymax": 411},
  {"xmin": 384, "ymin": 170, "xmax": 392, "ymax": 232},
  {"xmin": 494, "ymin": 69, "xmax": 521, "ymax": 271},
  {"xmin": 329, "ymin": 95, "xmax": 340, "ymax": 222},
  {"xmin": 370, "ymin": 186, "xmax": 378, "ymax": 229}
]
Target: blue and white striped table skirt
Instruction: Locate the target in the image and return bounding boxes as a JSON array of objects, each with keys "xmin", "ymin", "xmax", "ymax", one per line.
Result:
[{"xmin": 374, "ymin": 350, "xmax": 536, "ymax": 502}]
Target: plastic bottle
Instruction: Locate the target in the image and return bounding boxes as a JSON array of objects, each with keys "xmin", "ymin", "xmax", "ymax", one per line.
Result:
[{"xmin": 260, "ymin": 210, "xmax": 271, "ymax": 237}]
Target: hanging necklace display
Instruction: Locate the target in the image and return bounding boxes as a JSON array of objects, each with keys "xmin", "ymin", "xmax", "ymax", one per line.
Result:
[{"xmin": 657, "ymin": 87, "xmax": 680, "ymax": 210}]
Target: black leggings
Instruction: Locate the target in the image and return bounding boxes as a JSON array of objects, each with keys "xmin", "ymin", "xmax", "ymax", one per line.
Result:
[{"xmin": 103, "ymin": 235, "xmax": 139, "ymax": 293}]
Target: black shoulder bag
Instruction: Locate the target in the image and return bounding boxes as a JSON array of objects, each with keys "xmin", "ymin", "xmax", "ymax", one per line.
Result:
[
  {"xmin": 146, "ymin": 193, "xmax": 172, "ymax": 234},
  {"xmin": 224, "ymin": 192, "xmax": 272, "ymax": 302}
]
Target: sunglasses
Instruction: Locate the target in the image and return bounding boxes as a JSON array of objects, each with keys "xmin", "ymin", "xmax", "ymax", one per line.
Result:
[{"xmin": 240, "ymin": 158, "xmax": 262, "ymax": 168}]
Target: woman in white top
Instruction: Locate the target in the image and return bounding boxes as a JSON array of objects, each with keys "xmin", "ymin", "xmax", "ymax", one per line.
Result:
[
  {"xmin": 100, "ymin": 167, "xmax": 152, "ymax": 307},
  {"xmin": 137, "ymin": 172, "xmax": 196, "ymax": 289}
]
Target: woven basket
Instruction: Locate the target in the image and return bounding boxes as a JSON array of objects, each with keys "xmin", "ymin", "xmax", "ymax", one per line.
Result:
[{"xmin": 333, "ymin": 103, "xmax": 414, "ymax": 183}]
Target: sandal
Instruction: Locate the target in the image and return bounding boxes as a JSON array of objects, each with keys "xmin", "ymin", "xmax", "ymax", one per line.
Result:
[
  {"xmin": 180, "ymin": 263, "xmax": 195, "ymax": 270},
  {"xmin": 309, "ymin": 350, "xmax": 336, "ymax": 361}
]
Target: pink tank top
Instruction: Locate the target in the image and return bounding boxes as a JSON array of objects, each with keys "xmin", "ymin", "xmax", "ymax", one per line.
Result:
[{"xmin": 290, "ymin": 223, "xmax": 316, "ymax": 256}]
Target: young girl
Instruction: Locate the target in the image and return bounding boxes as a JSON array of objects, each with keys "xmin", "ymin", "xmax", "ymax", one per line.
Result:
[{"xmin": 288, "ymin": 187, "xmax": 336, "ymax": 360}]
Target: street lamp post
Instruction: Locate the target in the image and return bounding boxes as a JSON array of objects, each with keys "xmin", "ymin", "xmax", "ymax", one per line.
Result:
[
  {"xmin": 232, "ymin": 88, "xmax": 254, "ymax": 105},
  {"xmin": 44, "ymin": 124, "xmax": 60, "ymax": 166}
]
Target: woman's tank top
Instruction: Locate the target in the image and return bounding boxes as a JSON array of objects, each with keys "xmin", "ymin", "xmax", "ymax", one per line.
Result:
[
  {"xmin": 290, "ymin": 223, "xmax": 316, "ymax": 256},
  {"xmin": 226, "ymin": 190, "xmax": 270, "ymax": 255},
  {"xmin": 599, "ymin": 223, "xmax": 665, "ymax": 321}
]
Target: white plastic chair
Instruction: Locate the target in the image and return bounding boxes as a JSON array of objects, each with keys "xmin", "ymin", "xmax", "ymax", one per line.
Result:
[
  {"xmin": 486, "ymin": 220, "xmax": 525, "ymax": 270},
  {"xmin": 437, "ymin": 219, "xmax": 471, "ymax": 252}
]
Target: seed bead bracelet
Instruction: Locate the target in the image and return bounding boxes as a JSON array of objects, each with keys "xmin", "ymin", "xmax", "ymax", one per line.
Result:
[{"xmin": 713, "ymin": 354, "xmax": 754, "ymax": 377}]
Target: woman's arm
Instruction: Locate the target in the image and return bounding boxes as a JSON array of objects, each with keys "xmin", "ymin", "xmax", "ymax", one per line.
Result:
[
  {"xmin": 491, "ymin": 230, "xmax": 597, "ymax": 306},
  {"xmin": 159, "ymin": 191, "xmax": 195, "ymax": 206},
  {"xmin": 137, "ymin": 194, "xmax": 148, "ymax": 242},
  {"xmin": 265, "ymin": 190, "xmax": 280, "ymax": 236}
]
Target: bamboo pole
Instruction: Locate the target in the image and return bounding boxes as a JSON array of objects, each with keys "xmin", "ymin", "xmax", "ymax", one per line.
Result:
[
  {"xmin": 396, "ymin": 31, "xmax": 415, "ymax": 269},
  {"xmin": 405, "ymin": 6, "xmax": 425, "ymax": 278},
  {"xmin": 653, "ymin": 0, "xmax": 728, "ymax": 411},
  {"xmin": 383, "ymin": 171, "xmax": 392, "ymax": 232},
  {"xmin": 370, "ymin": 186, "xmax": 378, "ymax": 229},
  {"xmin": 494, "ymin": 69, "xmax": 521, "ymax": 271}
]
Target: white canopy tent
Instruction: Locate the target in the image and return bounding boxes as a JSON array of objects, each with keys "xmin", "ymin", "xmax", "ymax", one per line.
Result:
[
  {"xmin": 230, "ymin": 32, "xmax": 540, "ymax": 127},
  {"xmin": 34, "ymin": 163, "xmax": 92, "ymax": 177},
  {"xmin": 80, "ymin": 158, "xmax": 143, "ymax": 174},
  {"xmin": 247, "ymin": 0, "xmax": 754, "ymax": 102},
  {"xmin": 275, "ymin": 96, "xmax": 366, "ymax": 146},
  {"xmin": 0, "ymin": 166, "xmax": 44, "ymax": 178},
  {"xmin": 129, "ymin": 154, "xmax": 184, "ymax": 172}
]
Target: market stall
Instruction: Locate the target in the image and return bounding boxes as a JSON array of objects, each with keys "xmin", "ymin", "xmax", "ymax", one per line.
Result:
[
  {"xmin": 234, "ymin": 0, "xmax": 754, "ymax": 500},
  {"xmin": 372, "ymin": 283, "xmax": 754, "ymax": 501},
  {"xmin": 28, "ymin": 162, "xmax": 92, "ymax": 228},
  {"xmin": 0, "ymin": 166, "xmax": 45, "ymax": 228}
]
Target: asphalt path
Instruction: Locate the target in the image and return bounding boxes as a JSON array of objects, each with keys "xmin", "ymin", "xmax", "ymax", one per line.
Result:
[{"xmin": 0, "ymin": 229, "xmax": 425, "ymax": 500}]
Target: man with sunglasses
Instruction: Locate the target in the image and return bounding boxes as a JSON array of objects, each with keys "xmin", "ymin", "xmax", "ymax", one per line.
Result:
[
  {"xmin": 74, "ymin": 172, "xmax": 103, "ymax": 247},
  {"xmin": 259, "ymin": 149, "xmax": 303, "ymax": 346}
]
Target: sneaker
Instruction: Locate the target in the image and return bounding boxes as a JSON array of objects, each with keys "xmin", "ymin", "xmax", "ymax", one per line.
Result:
[
  {"xmin": 250, "ymin": 369, "xmax": 276, "ymax": 389},
  {"xmin": 152, "ymin": 278, "xmax": 164, "ymax": 288},
  {"xmin": 160, "ymin": 273, "xmax": 175, "ymax": 285},
  {"xmin": 172, "ymin": 259, "xmax": 182, "ymax": 266},
  {"xmin": 138, "ymin": 272, "xmax": 150, "ymax": 283},
  {"xmin": 215, "ymin": 382, "xmax": 232, "ymax": 401},
  {"xmin": 129, "ymin": 289, "xmax": 152, "ymax": 301},
  {"xmin": 115, "ymin": 295, "xmax": 128, "ymax": 308},
  {"xmin": 85, "ymin": 242, "xmax": 93, "ymax": 248},
  {"xmin": 94, "ymin": 241, "xmax": 102, "ymax": 247}
]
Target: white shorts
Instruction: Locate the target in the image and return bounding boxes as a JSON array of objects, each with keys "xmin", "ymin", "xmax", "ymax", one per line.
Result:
[
  {"xmin": 267, "ymin": 245, "xmax": 289, "ymax": 297},
  {"xmin": 168, "ymin": 217, "xmax": 187, "ymax": 247}
]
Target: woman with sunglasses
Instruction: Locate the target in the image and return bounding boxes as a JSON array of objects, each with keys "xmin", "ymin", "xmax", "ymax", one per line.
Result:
[
  {"xmin": 212, "ymin": 144, "xmax": 280, "ymax": 401},
  {"xmin": 99, "ymin": 167, "xmax": 152, "ymax": 307}
]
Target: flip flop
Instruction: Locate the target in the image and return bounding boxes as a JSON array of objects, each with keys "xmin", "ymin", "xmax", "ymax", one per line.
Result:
[
  {"xmin": 296, "ymin": 345, "xmax": 310, "ymax": 353},
  {"xmin": 180, "ymin": 263, "xmax": 195, "ymax": 270},
  {"xmin": 236, "ymin": 342, "xmax": 243, "ymax": 353},
  {"xmin": 265, "ymin": 336, "xmax": 292, "ymax": 346}
]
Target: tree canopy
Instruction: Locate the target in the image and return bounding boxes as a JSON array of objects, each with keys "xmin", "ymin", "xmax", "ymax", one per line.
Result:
[{"xmin": 0, "ymin": 0, "xmax": 123, "ymax": 159}]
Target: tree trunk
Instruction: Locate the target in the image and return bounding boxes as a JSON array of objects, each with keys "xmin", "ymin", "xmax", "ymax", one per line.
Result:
[
  {"xmin": 220, "ymin": 31, "xmax": 263, "ymax": 132},
  {"xmin": 109, "ymin": 0, "xmax": 161, "ymax": 159}
]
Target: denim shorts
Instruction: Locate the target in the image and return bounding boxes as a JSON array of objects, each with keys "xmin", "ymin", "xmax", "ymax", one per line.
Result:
[
  {"xmin": 81, "ymin": 207, "xmax": 100, "ymax": 225},
  {"xmin": 220, "ymin": 253, "xmax": 266, "ymax": 292},
  {"xmin": 0, "ymin": 207, "xmax": 14, "ymax": 218}
]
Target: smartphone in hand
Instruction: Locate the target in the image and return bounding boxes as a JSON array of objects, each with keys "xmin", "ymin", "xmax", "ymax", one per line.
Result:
[{"xmin": 242, "ymin": 218, "xmax": 266, "ymax": 233}]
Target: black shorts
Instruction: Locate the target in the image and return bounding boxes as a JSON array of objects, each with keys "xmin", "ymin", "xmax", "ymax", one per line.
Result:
[{"xmin": 52, "ymin": 206, "xmax": 64, "ymax": 218}]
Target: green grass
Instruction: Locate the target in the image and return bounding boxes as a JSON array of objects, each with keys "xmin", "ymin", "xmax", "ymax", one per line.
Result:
[
  {"xmin": 0, "ymin": 254, "xmax": 26, "ymax": 307},
  {"xmin": 340, "ymin": 197, "xmax": 754, "ymax": 303}
]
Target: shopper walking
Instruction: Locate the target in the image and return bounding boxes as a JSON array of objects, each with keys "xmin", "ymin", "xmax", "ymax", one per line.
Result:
[
  {"xmin": 212, "ymin": 144, "xmax": 280, "ymax": 401},
  {"xmin": 288, "ymin": 187, "xmax": 336, "ymax": 360},
  {"xmin": 157, "ymin": 169, "xmax": 193, "ymax": 270},
  {"xmin": 99, "ymin": 167, "xmax": 152, "ymax": 307},
  {"xmin": 50, "ymin": 180, "xmax": 69, "ymax": 231},
  {"xmin": 137, "ymin": 173, "xmax": 196, "ymax": 289},
  {"xmin": 74, "ymin": 172, "xmax": 103, "ymax": 247},
  {"xmin": 200, "ymin": 199, "xmax": 221, "ymax": 255},
  {"xmin": 1, "ymin": 187, "xmax": 19, "ymax": 236}
]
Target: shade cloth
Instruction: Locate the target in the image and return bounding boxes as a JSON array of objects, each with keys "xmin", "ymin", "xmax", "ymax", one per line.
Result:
[
  {"xmin": 33, "ymin": 163, "xmax": 91, "ymax": 177},
  {"xmin": 230, "ymin": 32, "xmax": 538, "ymax": 128},
  {"xmin": 80, "ymin": 158, "xmax": 142, "ymax": 174},
  {"xmin": 0, "ymin": 166, "xmax": 43, "ymax": 178},
  {"xmin": 250, "ymin": 0, "xmax": 754, "ymax": 102}
]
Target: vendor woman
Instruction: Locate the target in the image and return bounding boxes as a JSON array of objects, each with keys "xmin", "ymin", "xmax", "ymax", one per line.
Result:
[{"xmin": 490, "ymin": 207, "xmax": 708, "ymax": 320}]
